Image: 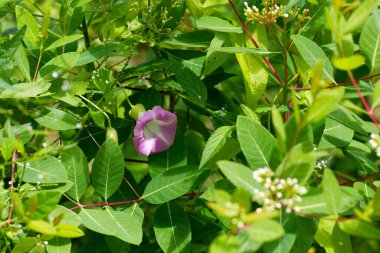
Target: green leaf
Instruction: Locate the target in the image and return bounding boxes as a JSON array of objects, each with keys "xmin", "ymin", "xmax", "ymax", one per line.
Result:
[
  {"xmin": 46, "ymin": 237, "xmax": 71, "ymax": 253},
  {"xmin": 272, "ymin": 109, "xmax": 287, "ymax": 153},
  {"xmin": 200, "ymin": 179, "xmax": 236, "ymax": 201},
  {"xmin": 344, "ymin": 0, "xmax": 377, "ymax": 34},
  {"xmin": 323, "ymin": 169, "xmax": 341, "ymax": 216},
  {"xmin": 79, "ymin": 205, "xmax": 144, "ymax": 245},
  {"xmin": 15, "ymin": 6, "xmax": 40, "ymax": 47},
  {"xmin": 298, "ymin": 187, "xmax": 361, "ymax": 216},
  {"xmin": 237, "ymin": 116, "xmax": 280, "ymax": 169},
  {"xmin": 196, "ymin": 16, "xmax": 242, "ymax": 33},
  {"xmin": 200, "ymin": 126, "xmax": 234, "ymax": 169},
  {"xmin": 21, "ymin": 156, "xmax": 67, "ymax": 184},
  {"xmin": 26, "ymin": 191, "xmax": 61, "ymax": 219},
  {"xmin": 360, "ymin": 10, "xmax": 380, "ymax": 73},
  {"xmin": 298, "ymin": 0, "xmax": 328, "ymax": 37},
  {"xmin": 11, "ymin": 237, "xmax": 37, "ymax": 253},
  {"xmin": 292, "ymin": 35, "xmax": 334, "ymax": 82},
  {"xmin": 15, "ymin": 46, "xmax": 31, "ymax": 82},
  {"xmin": 315, "ymin": 219, "xmax": 353, "ymax": 253},
  {"xmin": 159, "ymin": 30, "xmax": 213, "ymax": 49},
  {"xmin": 154, "ymin": 203, "xmax": 191, "ymax": 253},
  {"xmin": 333, "ymin": 55, "xmax": 365, "ymax": 71},
  {"xmin": 345, "ymin": 140, "xmax": 378, "ymax": 174},
  {"xmin": 63, "ymin": 7, "xmax": 84, "ymax": 35},
  {"xmin": 169, "ymin": 55, "xmax": 208, "ymax": 106},
  {"xmin": 318, "ymin": 117, "xmax": 354, "ymax": 149},
  {"xmin": 236, "ymin": 53, "xmax": 268, "ymax": 107},
  {"xmin": 49, "ymin": 205, "xmax": 82, "ymax": 227},
  {"xmin": 35, "ymin": 107, "xmax": 78, "ymax": 130},
  {"xmin": 37, "ymin": 52, "xmax": 79, "ymax": 81},
  {"xmin": 276, "ymin": 143, "xmax": 322, "ymax": 184},
  {"xmin": 0, "ymin": 82, "xmax": 51, "ymax": 98},
  {"xmin": 306, "ymin": 87, "xmax": 345, "ymax": 124},
  {"xmin": 75, "ymin": 44, "xmax": 117, "ymax": 66},
  {"xmin": 142, "ymin": 165, "xmax": 208, "ymax": 204},
  {"xmin": 339, "ymin": 220, "xmax": 380, "ymax": 240},
  {"xmin": 149, "ymin": 132, "xmax": 187, "ymax": 178},
  {"xmin": 106, "ymin": 207, "xmax": 144, "ymax": 245},
  {"xmin": 61, "ymin": 145, "xmax": 90, "ymax": 201},
  {"xmin": 45, "ymin": 34, "xmax": 83, "ymax": 51},
  {"xmin": 247, "ymin": 220, "xmax": 284, "ymax": 243},
  {"xmin": 28, "ymin": 220, "xmax": 57, "ymax": 236},
  {"xmin": 210, "ymin": 235, "xmax": 239, "ymax": 253},
  {"xmin": 91, "ymin": 139, "xmax": 125, "ymax": 200},
  {"xmin": 55, "ymin": 224, "xmax": 84, "ymax": 238},
  {"xmin": 217, "ymin": 161, "xmax": 263, "ymax": 195}
]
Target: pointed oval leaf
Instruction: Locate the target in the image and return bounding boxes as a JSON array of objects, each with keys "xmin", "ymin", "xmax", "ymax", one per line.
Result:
[
  {"xmin": 79, "ymin": 205, "xmax": 143, "ymax": 245},
  {"xmin": 55, "ymin": 224, "xmax": 84, "ymax": 238},
  {"xmin": 45, "ymin": 34, "xmax": 83, "ymax": 51},
  {"xmin": 35, "ymin": 107, "xmax": 78, "ymax": 130},
  {"xmin": 217, "ymin": 161, "xmax": 263, "ymax": 195},
  {"xmin": 21, "ymin": 156, "xmax": 67, "ymax": 184},
  {"xmin": 237, "ymin": 116, "xmax": 280, "ymax": 169},
  {"xmin": 196, "ymin": 16, "xmax": 242, "ymax": 33},
  {"xmin": 91, "ymin": 139, "xmax": 125, "ymax": 200},
  {"xmin": 323, "ymin": 168, "xmax": 341, "ymax": 216},
  {"xmin": 15, "ymin": 6, "xmax": 40, "ymax": 47},
  {"xmin": 0, "ymin": 82, "xmax": 51, "ymax": 98},
  {"xmin": 142, "ymin": 165, "xmax": 208, "ymax": 204},
  {"xmin": 200, "ymin": 126, "xmax": 234, "ymax": 169},
  {"xmin": 359, "ymin": 10, "xmax": 380, "ymax": 73},
  {"xmin": 61, "ymin": 145, "xmax": 89, "ymax": 201},
  {"xmin": 292, "ymin": 35, "xmax": 334, "ymax": 82},
  {"xmin": 154, "ymin": 203, "xmax": 191, "ymax": 253},
  {"xmin": 37, "ymin": 52, "xmax": 79, "ymax": 81}
]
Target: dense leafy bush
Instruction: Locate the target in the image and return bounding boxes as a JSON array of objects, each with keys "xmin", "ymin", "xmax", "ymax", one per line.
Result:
[{"xmin": 1, "ymin": 0, "xmax": 380, "ymax": 252}]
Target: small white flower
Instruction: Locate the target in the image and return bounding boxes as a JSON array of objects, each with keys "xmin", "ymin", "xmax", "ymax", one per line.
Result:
[
  {"xmin": 42, "ymin": 142, "xmax": 47, "ymax": 147},
  {"xmin": 61, "ymin": 80, "xmax": 71, "ymax": 91},
  {"xmin": 52, "ymin": 71, "xmax": 59, "ymax": 78},
  {"xmin": 283, "ymin": 13, "xmax": 289, "ymax": 18},
  {"xmin": 76, "ymin": 122, "xmax": 82, "ymax": 129}
]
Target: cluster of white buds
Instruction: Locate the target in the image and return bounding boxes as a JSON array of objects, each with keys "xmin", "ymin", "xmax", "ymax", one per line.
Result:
[
  {"xmin": 315, "ymin": 159, "xmax": 328, "ymax": 170},
  {"xmin": 369, "ymin": 133, "xmax": 380, "ymax": 157},
  {"xmin": 243, "ymin": 2, "xmax": 309, "ymax": 25},
  {"xmin": 252, "ymin": 167, "xmax": 307, "ymax": 213},
  {"xmin": 244, "ymin": 2, "xmax": 288, "ymax": 24}
]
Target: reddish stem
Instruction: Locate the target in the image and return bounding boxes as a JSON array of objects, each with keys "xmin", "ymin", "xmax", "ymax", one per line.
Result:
[
  {"xmin": 227, "ymin": 0, "xmax": 284, "ymax": 85},
  {"xmin": 123, "ymin": 177, "xmax": 141, "ymax": 198},
  {"xmin": 340, "ymin": 171, "xmax": 380, "ymax": 186},
  {"xmin": 289, "ymin": 72, "xmax": 380, "ymax": 91},
  {"xmin": 69, "ymin": 192, "xmax": 202, "ymax": 211},
  {"xmin": 348, "ymin": 71, "xmax": 380, "ymax": 132}
]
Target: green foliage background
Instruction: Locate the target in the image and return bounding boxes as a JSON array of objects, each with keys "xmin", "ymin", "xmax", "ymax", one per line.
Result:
[{"xmin": 0, "ymin": 0, "xmax": 380, "ymax": 252}]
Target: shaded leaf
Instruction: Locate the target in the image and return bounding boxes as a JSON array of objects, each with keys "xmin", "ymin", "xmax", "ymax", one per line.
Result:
[{"xmin": 154, "ymin": 203, "xmax": 191, "ymax": 253}]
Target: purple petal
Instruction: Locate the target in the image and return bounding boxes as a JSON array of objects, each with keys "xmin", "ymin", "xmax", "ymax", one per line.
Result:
[{"xmin": 133, "ymin": 106, "xmax": 177, "ymax": 156}]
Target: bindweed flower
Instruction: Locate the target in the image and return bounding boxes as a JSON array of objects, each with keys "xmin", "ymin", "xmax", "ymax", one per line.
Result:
[{"xmin": 133, "ymin": 106, "xmax": 177, "ymax": 156}]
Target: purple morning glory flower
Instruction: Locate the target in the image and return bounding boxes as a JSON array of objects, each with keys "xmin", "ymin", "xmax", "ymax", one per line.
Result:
[{"xmin": 133, "ymin": 106, "xmax": 177, "ymax": 156}]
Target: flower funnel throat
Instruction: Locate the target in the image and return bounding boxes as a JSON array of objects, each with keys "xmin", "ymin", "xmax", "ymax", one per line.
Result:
[{"xmin": 133, "ymin": 106, "xmax": 177, "ymax": 156}]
